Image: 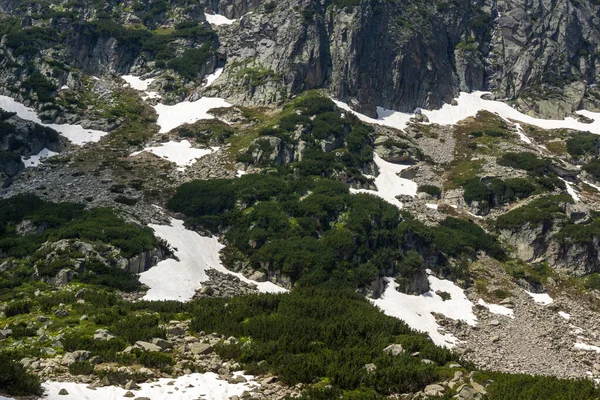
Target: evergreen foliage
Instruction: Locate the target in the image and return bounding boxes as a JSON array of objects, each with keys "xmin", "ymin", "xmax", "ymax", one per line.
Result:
[
  {"xmin": 0, "ymin": 195, "xmax": 161, "ymax": 291},
  {"xmin": 0, "ymin": 352, "xmax": 43, "ymax": 396},
  {"xmin": 191, "ymin": 289, "xmax": 456, "ymax": 394}
]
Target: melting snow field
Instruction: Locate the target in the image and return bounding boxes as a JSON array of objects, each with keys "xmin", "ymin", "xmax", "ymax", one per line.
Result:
[
  {"xmin": 122, "ymin": 75, "xmax": 155, "ymax": 91},
  {"xmin": 39, "ymin": 372, "xmax": 258, "ymax": 400},
  {"xmin": 205, "ymin": 68, "xmax": 224, "ymax": 87},
  {"xmin": 204, "ymin": 12, "xmax": 236, "ymax": 25},
  {"xmin": 140, "ymin": 218, "xmax": 286, "ymax": 301},
  {"xmin": 22, "ymin": 148, "xmax": 58, "ymax": 168},
  {"xmin": 130, "ymin": 140, "xmax": 218, "ymax": 169},
  {"xmin": 335, "ymin": 91, "xmax": 600, "ymax": 135},
  {"xmin": 477, "ymin": 299, "xmax": 514, "ymax": 318},
  {"xmin": 0, "ymin": 95, "xmax": 107, "ymax": 145},
  {"xmin": 153, "ymin": 97, "xmax": 232, "ymax": 133},
  {"xmin": 526, "ymin": 291, "xmax": 554, "ymax": 305},
  {"xmin": 560, "ymin": 178, "xmax": 580, "ymax": 202},
  {"xmin": 121, "ymin": 75, "xmax": 160, "ymax": 100},
  {"xmin": 351, "ymin": 153, "xmax": 417, "ymax": 209},
  {"xmin": 371, "ymin": 276, "xmax": 477, "ymax": 347}
]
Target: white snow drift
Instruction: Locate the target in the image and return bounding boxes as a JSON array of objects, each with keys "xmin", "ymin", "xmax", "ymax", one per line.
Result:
[
  {"xmin": 335, "ymin": 91, "xmax": 600, "ymax": 136},
  {"xmin": 525, "ymin": 291, "xmax": 554, "ymax": 305},
  {"xmin": 139, "ymin": 218, "xmax": 286, "ymax": 301},
  {"xmin": 575, "ymin": 342, "xmax": 600, "ymax": 353},
  {"xmin": 153, "ymin": 97, "xmax": 232, "ymax": 133},
  {"xmin": 121, "ymin": 75, "xmax": 155, "ymax": 91},
  {"xmin": 0, "ymin": 95, "xmax": 107, "ymax": 145},
  {"xmin": 351, "ymin": 153, "xmax": 417, "ymax": 209},
  {"xmin": 559, "ymin": 311, "xmax": 571, "ymax": 320},
  {"xmin": 560, "ymin": 178, "xmax": 581, "ymax": 202},
  {"xmin": 477, "ymin": 298, "xmax": 514, "ymax": 318},
  {"xmin": 205, "ymin": 67, "xmax": 224, "ymax": 87},
  {"xmin": 371, "ymin": 275, "xmax": 477, "ymax": 348},
  {"xmin": 40, "ymin": 372, "xmax": 258, "ymax": 400},
  {"xmin": 130, "ymin": 140, "xmax": 218, "ymax": 168},
  {"xmin": 204, "ymin": 12, "xmax": 236, "ymax": 25},
  {"xmin": 22, "ymin": 148, "xmax": 58, "ymax": 168},
  {"xmin": 121, "ymin": 75, "xmax": 161, "ymax": 101}
]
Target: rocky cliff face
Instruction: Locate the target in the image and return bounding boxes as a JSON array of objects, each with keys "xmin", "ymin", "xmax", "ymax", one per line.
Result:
[
  {"xmin": 1, "ymin": 0, "xmax": 599, "ymax": 118},
  {"xmin": 213, "ymin": 0, "xmax": 600, "ymax": 117},
  {"xmin": 0, "ymin": 111, "xmax": 62, "ymax": 186}
]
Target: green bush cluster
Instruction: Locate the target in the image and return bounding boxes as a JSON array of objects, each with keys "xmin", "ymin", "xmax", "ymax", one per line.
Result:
[
  {"xmin": 0, "ymin": 352, "xmax": 43, "ymax": 396},
  {"xmin": 169, "ymin": 170, "xmax": 504, "ymax": 288},
  {"xmin": 494, "ymin": 195, "xmax": 572, "ymax": 230},
  {"xmin": 480, "ymin": 371, "xmax": 600, "ymax": 400},
  {"xmin": 417, "ymin": 185, "xmax": 441, "ymax": 198},
  {"xmin": 0, "ymin": 195, "xmax": 161, "ymax": 291},
  {"xmin": 566, "ymin": 132, "xmax": 600, "ymax": 159},
  {"xmin": 462, "ymin": 177, "xmax": 537, "ymax": 208},
  {"xmin": 238, "ymin": 94, "xmax": 373, "ymax": 182},
  {"xmin": 583, "ymin": 159, "xmax": 600, "ymax": 181},
  {"xmin": 21, "ymin": 72, "xmax": 57, "ymax": 103},
  {"xmin": 191, "ymin": 289, "xmax": 456, "ymax": 394},
  {"xmin": 497, "ymin": 152, "xmax": 547, "ymax": 175}
]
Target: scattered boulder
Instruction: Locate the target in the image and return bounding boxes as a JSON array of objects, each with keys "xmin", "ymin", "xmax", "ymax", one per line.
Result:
[
  {"xmin": 94, "ymin": 329, "xmax": 116, "ymax": 341},
  {"xmin": 58, "ymin": 389, "xmax": 69, "ymax": 395},
  {"xmin": 383, "ymin": 344, "xmax": 405, "ymax": 356},
  {"xmin": 135, "ymin": 341, "xmax": 162, "ymax": 352},
  {"xmin": 189, "ymin": 343, "xmax": 213, "ymax": 355},
  {"xmin": 151, "ymin": 338, "xmax": 173, "ymax": 350}
]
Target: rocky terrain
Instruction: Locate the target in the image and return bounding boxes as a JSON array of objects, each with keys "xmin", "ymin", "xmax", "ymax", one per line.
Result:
[{"xmin": 3, "ymin": 0, "xmax": 600, "ymax": 399}]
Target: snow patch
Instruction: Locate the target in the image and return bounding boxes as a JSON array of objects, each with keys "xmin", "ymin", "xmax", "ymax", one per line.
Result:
[
  {"xmin": 0, "ymin": 95, "xmax": 107, "ymax": 145},
  {"xmin": 371, "ymin": 276, "xmax": 477, "ymax": 348},
  {"xmin": 477, "ymin": 299, "xmax": 514, "ymax": 318},
  {"xmin": 335, "ymin": 91, "xmax": 600, "ymax": 135},
  {"xmin": 560, "ymin": 178, "xmax": 580, "ymax": 202},
  {"xmin": 575, "ymin": 342, "xmax": 600, "ymax": 353},
  {"xmin": 525, "ymin": 291, "xmax": 554, "ymax": 305},
  {"xmin": 583, "ymin": 180, "xmax": 600, "ymax": 192},
  {"xmin": 140, "ymin": 218, "xmax": 286, "ymax": 301},
  {"xmin": 205, "ymin": 12, "xmax": 236, "ymax": 25},
  {"xmin": 514, "ymin": 123, "xmax": 533, "ymax": 145},
  {"xmin": 205, "ymin": 68, "xmax": 224, "ymax": 87},
  {"xmin": 153, "ymin": 97, "xmax": 232, "ymax": 134},
  {"xmin": 21, "ymin": 148, "xmax": 58, "ymax": 168},
  {"xmin": 41, "ymin": 372, "xmax": 258, "ymax": 400},
  {"xmin": 425, "ymin": 203, "xmax": 438, "ymax": 210},
  {"xmin": 559, "ymin": 311, "xmax": 571, "ymax": 320},
  {"xmin": 130, "ymin": 140, "xmax": 217, "ymax": 168},
  {"xmin": 236, "ymin": 170, "xmax": 247, "ymax": 177},
  {"xmin": 350, "ymin": 153, "xmax": 417, "ymax": 209},
  {"xmin": 121, "ymin": 75, "xmax": 155, "ymax": 91}
]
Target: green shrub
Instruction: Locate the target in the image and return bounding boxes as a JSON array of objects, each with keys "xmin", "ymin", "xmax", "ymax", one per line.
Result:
[
  {"xmin": 190, "ymin": 289, "xmax": 456, "ymax": 394},
  {"xmin": 497, "ymin": 152, "xmax": 547, "ymax": 175},
  {"xmin": 566, "ymin": 132, "xmax": 599, "ymax": 159},
  {"xmin": 584, "ymin": 273, "xmax": 600, "ymax": 290},
  {"xmin": 110, "ymin": 314, "xmax": 166, "ymax": 344},
  {"xmin": 463, "ymin": 177, "xmax": 537, "ymax": 208},
  {"xmin": 4, "ymin": 300, "xmax": 31, "ymax": 317},
  {"xmin": 0, "ymin": 352, "xmax": 43, "ymax": 396},
  {"xmin": 417, "ymin": 185, "xmax": 441, "ymax": 198},
  {"xmin": 495, "ymin": 195, "xmax": 572, "ymax": 230},
  {"xmin": 583, "ymin": 159, "xmax": 600, "ymax": 180},
  {"xmin": 168, "ymin": 45, "xmax": 214, "ymax": 79},
  {"xmin": 137, "ymin": 351, "xmax": 174, "ymax": 368},
  {"xmin": 21, "ymin": 72, "xmax": 57, "ymax": 103},
  {"xmin": 69, "ymin": 361, "xmax": 95, "ymax": 375},
  {"xmin": 481, "ymin": 371, "xmax": 600, "ymax": 400}
]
